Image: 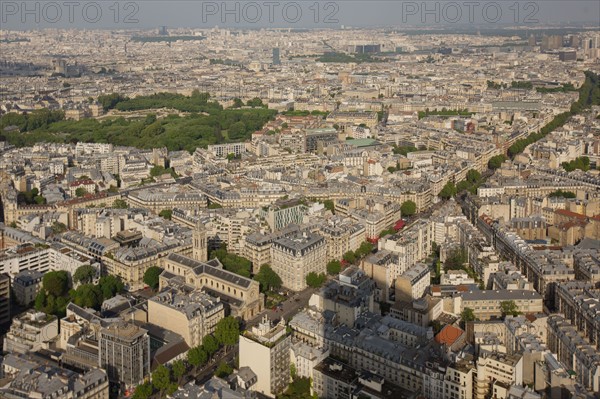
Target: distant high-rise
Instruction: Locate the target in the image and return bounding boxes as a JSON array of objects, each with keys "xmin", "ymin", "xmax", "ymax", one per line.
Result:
[
  {"xmin": 272, "ymin": 48, "xmax": 280, "ymax": 65},
  {"xmin": 541, "ymin": 35, "xmax": 563, "ymax": 51},
  {"xmin": 568, "ymin": 35, "xmax": 580, "ymax": 48},
  {"xmin": 158, "ymin": 26, "xmax": 168, "ymax": 36}
]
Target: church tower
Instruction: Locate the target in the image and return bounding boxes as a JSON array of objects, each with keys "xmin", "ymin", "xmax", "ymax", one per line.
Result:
[{"xmin": 192, "ymin": 222, "xmax": 208, "ymax": 262}]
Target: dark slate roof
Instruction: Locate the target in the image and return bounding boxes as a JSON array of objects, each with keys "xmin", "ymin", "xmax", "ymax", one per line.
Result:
[{"xmin": 167, "ymin": 253, "xmax": 252, "ymax": 288}]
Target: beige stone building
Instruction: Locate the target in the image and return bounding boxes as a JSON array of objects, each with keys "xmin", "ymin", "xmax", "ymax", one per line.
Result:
[
  {"xmin": 461, "ymin": 290, "xmax": 543, "ymax": 321},
  {"xmin": 475, "ymin": 352, "xmax": 523, "ymax": 399},
  {"xmin": 148, "ymin": 284, "xmax": 224, "ymax": 348},
  {"xmin": 360, "ymin": 250, "xmax": 399, "ymax": 302},
  {"xmin": 160, "ymin": 253, "xmax": 263, "ymax": 320},
  {"xmin": 318, "ymin": 220, "xmax": 365, "ymax": 262},
  {"xmin": 102, "ymin": 240, "xmax": 192, "ymax": 291},
  {"xmin": 239, "ymin": 316, "xmax": 291, "ymax": 398},
  {"xmin": 3, "ymin": 310, "xmax": 59, "ymax": 354},
  {"xmin": 12, "ymin": 269, "xmax": 43, "ymax": 306},
  {"xmin": 271, "ymin": 232, "xmax": 327, "ymax": 291},
  {"xmin": 394, "ymin": 262, "xmax": 430, "ymax": 303}
]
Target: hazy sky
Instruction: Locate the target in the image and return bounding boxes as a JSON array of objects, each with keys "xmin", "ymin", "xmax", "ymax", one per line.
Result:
[{"xmin": 1, "ymin": 1, "xmax": 599, "ymax": 30}]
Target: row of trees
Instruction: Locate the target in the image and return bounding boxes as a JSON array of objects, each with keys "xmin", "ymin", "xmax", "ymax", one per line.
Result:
[
  {"xmin": 392, "ymin": 145, "xmax": 418, "ymax": 156},
  {"xmin": 133, "ymin": 316, "xmax": 241, "ymax": 398},
  {"xmin": 487, "ymin": 80, "xmax": 549, "ymax": 91},
  {"xmin": 439, "ymin": 169, "xmax": 483, "ymax": 199},
  {"xmin": 488, "ymin": 155, "xmax": 507, "ymax": 170},
  {"xmin": 418, "ymin": 108, "xmax": 473, "ymax": 120},
  {"xmin": 150, "ymin": 165, "xmax": 178, "ymax": 179},
  {"xmin": 316, "ymin": 52, "xmax": 382, "ymax": 63},
  {"xmin": 508, "ymin": 71, "xmax": 600, "ymax": 158},
  {"xmin": 342, "ymin": 241, "xmax": 374, "ymax": 265},
  {"xmin": 536, "ymin": 83, "xmax": 577, "ymax": 93},
  {"xmin": 400, "ymin": 200, "xmax": 417, "ymax": 216},
  {"xmin": 254, "ymin": 264, "xmax": 283, "ymax": 293},
  {"xmin": 143, "ymin": 266, "xmax": 164, "ymax": 290},
  {"xmin": 548, "ymin": 190, "xmax": 577, "ymax": 199}
]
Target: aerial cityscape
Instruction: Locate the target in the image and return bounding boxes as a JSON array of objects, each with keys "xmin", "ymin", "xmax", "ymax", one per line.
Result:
[{"xmin": 0, "ymin": 2, "xmax": 600, "ymax": 399}]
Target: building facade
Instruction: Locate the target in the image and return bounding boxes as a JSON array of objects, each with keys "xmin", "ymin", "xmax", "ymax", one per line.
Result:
[{"xmin": 271, "ymin": 232, "xmax": 327, "ymax": 291}]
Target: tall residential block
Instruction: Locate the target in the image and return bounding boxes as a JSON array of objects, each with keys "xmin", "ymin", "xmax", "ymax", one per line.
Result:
[{"xmin": 239, "ymin": 316, "xmax": 290, "ymax": 398}]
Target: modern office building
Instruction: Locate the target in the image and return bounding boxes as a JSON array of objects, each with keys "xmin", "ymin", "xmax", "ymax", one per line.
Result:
[{"xmin": 98, "ymin": 322, "xmax": 150, "ymax": 390}]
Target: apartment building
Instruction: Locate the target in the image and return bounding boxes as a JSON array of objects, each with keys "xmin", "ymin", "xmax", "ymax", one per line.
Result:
[
  {"xmin": 547, "ymin": 315, "xmax": 600, "ymax": 392},
  {"xmin": 103, "ymin": 238, "xmax": 191, "ymax": 291},
  {"xmin": 304, "ymin": 128, "xmax": 339, "ymax": 153},
  {"xmin": 0, "ymin": 353, "xmax": 109, "ymax": 399},
  {"xmin": 313, "ymin": 356, "xmax": 415, "ymax": 399},
  {"xmin": 239, "ymin": 316, "xmax": 291, "ymax": 398},
  {"xmin": 3, "ymin": 310, "xmax": 59, "ymax": 354},
  {"xmin": 0, "ymin": 243, "xmax": 51, "ymax": 278},
  {"xmin": 260, "ymin": 201, "xmax": 307, "ymax": 232},
  {"xmin": 327, "ymin": 111, "xmax": 378, "ymax": 130},
  {"xmin": 318, "ymin": 220, "xmax": 366, "ymax": 262},
  {"xmin": 207, "ymin": 142, "xmax": 246, "ymax": 158},
  {"xmin": 127, "ymin": 190, "xmax": 207, "ymax": 213},
  {"xmin": 271, "ymin": 231, "xmax": 327, "ymax": 291},
  {"xmin": 12, "ymin": 269, "xmax": 43, "ymax": 306},
  {"xmin": 351, "ymin": 200, "xmax": 401, "ymax": 240},
  {"xmin": 395, "ymin": 262, "xmax": 430, "ymax": 303},
  {"xmin": 555, "ymin": 281, "xmax": 600, "ymax": 350},
  {"xmin": 69, "ymin": 179, "xmax": 96, "ymax": 198},
  {"xmin": 475, "ymin": 352, "xmax": 523, "ymax": 399},
  {"xmin": 573, "ymin": 250, "xmax": 600, "ymax": 283},
  {"xmin": 195, "ymin": 182, "xmax": 288, "ymax": 208},
  {"xmin": 360, "ymin": 250, "xmax": 400, "ymax": 302},
  {"xmin": 423, "ymin": 360, "xmax": 475, "ymax": 399},
  {"xmin": 310, "ymin": 266, "xmax": 375, "ymax": 327},
  {"xmin": 379, "ymin": 219, "xmax": 433, "ymax": 273},
  {"xmin": 390, "ymin": 296, "xmax": 443, "ymax": 328},
  {"xmin": 460, "ymin": 290, "xmax": 543, "ymax": 320},
  {"xmin": 148, "ymin": 284, "xmax": 225, "ymax": 348}
]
